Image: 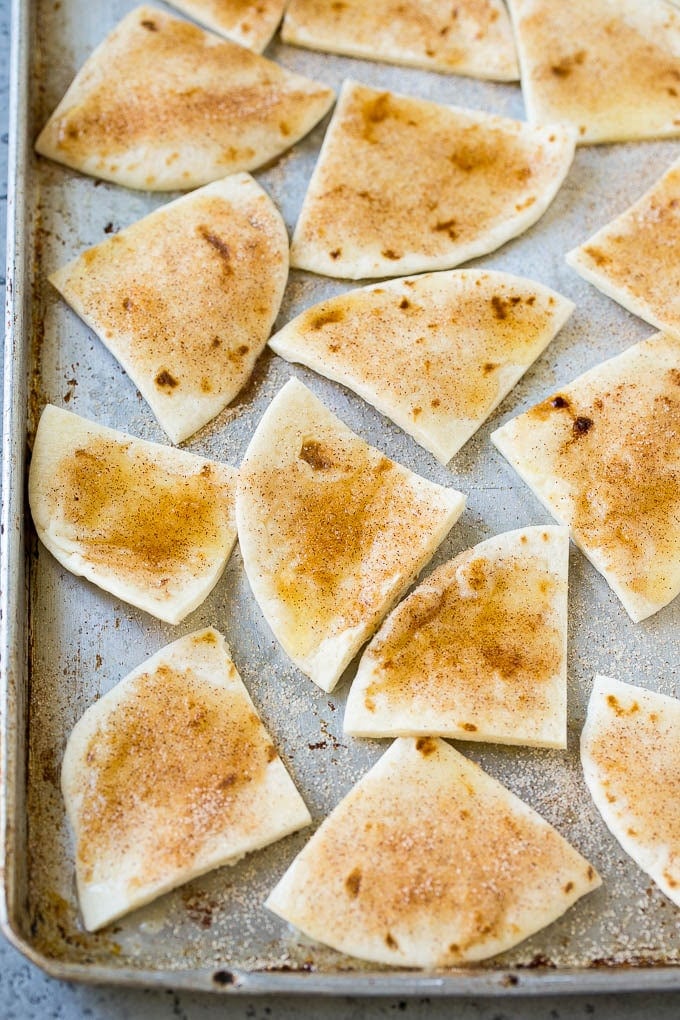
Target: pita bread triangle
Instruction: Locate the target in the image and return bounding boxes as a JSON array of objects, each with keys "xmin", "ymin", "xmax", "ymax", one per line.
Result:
[
  {"xmin": 62, "ymin": 628, "xmax": 311, "ymax": 931},
  {"xmin": 270, "ymin": 270, "xmax": 574, "ymax": 463},
  {"xmin": 164, "ymin": 0, "xmax": 287, "ymax": 51},
  {"xmin": 50, "ymin": 174, "xmax": 289, "ymax": 445},
  {"xmin": 344, "ymin": 526, "xmax": 569, "ymax": 749},
  {"xmin": 34, "ymin": 5, "xmax": 334, "ymax": 191},
  {"xmin": 567, "ymin": 157, "xmax": 680, "ymax": 340},
  {"xmin": 266, "ymin": 737, "xmax": 600, "ymax": 967},
  {"xmin": 491, "ymin": 332, "xmax": 680, "ymax": 623},
  {"xmin": 282, "ymin": 0, "xmax": 519, "ymax": 82},
  {"xmin": 235, "ymin": 378, "xmax": 466, "ymax": 693},
  {"xmin": 290, "ymin": 80, "xmax": 575, "ymax": 280},
  {"xmin": 581, "ymin": 675, "xmax": 680, "ymax": 906},
  {"xmin": 28, "ymin": 405, "xmax": 237, "ymax": 625},
  {"xmin": 507, "ymin": 0, "xmax": 680, "ymax": 144}
]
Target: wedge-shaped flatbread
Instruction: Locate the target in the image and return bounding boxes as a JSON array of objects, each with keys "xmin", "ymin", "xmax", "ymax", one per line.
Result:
[
  {"xmin": 581, "ymin": 675, "xmax": 680, "ymax": 906},
  {"xmin": 266, "ymin": 737, "xmax": 600, "ymax": 967},
  {"xmin": 62, "ymin": 628, "xmax": 311, "ymax": 931},
  {"xmin": 290, "ymin": 81, "xmax": 575, "ymax": 280},
  {"xmin": 567, "ymin": 158, "xmax": 680, "ymax": 339},
  {"xmin": 282, "ymin": 0, "xmax": 519, "ymax": 82},
  {"xmin": 51, "ymin": 175, "xmax": 289, "ymax": 445},
  {"xmin": 29, "ymin": 406, "xmax": 237, "ymax": 624},
  {"xmin": 236, "ymin": 379, "xmax": 465, "ymax": 692},
  {"xmin": 345, "ymin": 526, "xmax": 569, "ymax": 748},
  {"xmin": 34, "ymin": 6, "xmax": 334, "ymax": 190},
  {"xmin": 492, "ymin": 333, "xmax": 680, "ymax": 623},
  {"xmin": 165, "ymin": 0, "xmax": 287, "ymax": 50},
  {"xmin": 507, "ymin": 0, "xmax": 680, "ymax": 144},
  {"xmin": 270, "ymin": 271, "xmax": 574, "ymax": 463}
]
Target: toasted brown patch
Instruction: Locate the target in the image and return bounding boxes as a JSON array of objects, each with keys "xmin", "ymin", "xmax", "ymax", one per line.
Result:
[
  {"xmin": 415, "ymin": 736, "xmax": 438, "ymax": 756},
  {"xmin": 345, "ymin": 867, "xmax": 362, "ymax": 898},
  {"xmin": 155, "ymin": 369, "xmax": 179, "ymax": 389}
]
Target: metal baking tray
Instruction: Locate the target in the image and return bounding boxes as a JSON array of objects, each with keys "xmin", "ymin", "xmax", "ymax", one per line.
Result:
[{"xmin": 3, "ymin": 0, "xmax": 680, "ymax": 996}]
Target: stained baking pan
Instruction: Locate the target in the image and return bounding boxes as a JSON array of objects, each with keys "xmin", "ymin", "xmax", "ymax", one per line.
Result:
[{"xmin": 2, "ymin": 0, "xmax": 680, "ymax": 995}]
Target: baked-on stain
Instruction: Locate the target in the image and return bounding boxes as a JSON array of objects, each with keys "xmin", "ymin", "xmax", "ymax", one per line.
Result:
[
  {"xmin": 365, "ymin": 550, "xmax": 562, "ymax": 725},
  {"xmin": 47, "ymin": 435, "xmax": 232, "ymax": 590},
  {"xmin": 75, "ymin": 660, "xmax": 273, "ymax": 887}
]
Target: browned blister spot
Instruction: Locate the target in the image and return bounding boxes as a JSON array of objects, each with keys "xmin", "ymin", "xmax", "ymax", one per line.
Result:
[
  {"xmin": 198, "ymin": 225, "xmax": 232, "ymax": 273},
  {"xmin": 299, "ymin": 439, "xmax": 335, "ymax": 470},
  {"xmin": 550, "ymin": 49, "xmax": 586, "ymax": 78},
  {"xmin": 76, "ymin": 664, "xmax": 270, "ymax": 887},
  {"xmin": 155, "ymin": 369, "xmax": 179, "ymax": 389},
  {"xmin": 345, "ymin": 867, "xmax": 362, "ymax": 898},
  {"xmin": 309, "ymin": 307, "xmax": 345, "ymax": 330},
  {"xmin": 415, "ymin": 736, "xmax": 438, "ymax": 756},
  {"xmin": 583, "ymin": 246, "xmax": 610, "ymax": 267}
]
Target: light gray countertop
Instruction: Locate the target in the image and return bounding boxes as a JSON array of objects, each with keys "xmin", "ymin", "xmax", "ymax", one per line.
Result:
[{"xmin": 2, "ymin": 2, "xmax": 680, "ymax": 1017}]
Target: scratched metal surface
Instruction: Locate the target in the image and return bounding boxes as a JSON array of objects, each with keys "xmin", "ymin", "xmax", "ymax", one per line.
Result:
[{"xmin": 2, "ymin": 0, "xmax": 680, "ymax": 995}]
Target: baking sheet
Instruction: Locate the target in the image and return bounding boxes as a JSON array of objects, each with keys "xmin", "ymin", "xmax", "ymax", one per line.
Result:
[{"xmin": 2, "ymin": 0, "xmax": 680, "ymax": 995}]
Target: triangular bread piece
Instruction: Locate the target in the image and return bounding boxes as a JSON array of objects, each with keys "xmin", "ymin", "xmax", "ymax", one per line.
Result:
[
  {"xmin": 507, "ymin": 0, "xmax": 680, "ymax": 144},
  {"xmin": 567, "ymin": 158, "xmax": 680, "ymax": 339},
  {"xmin": 236, "ymin": 378, "xmax": 466, "ymax": 692},
  {"xmin": 270, "ymin": 270, "xmax": 574, "ymax": 463},
  {"xmin": 62, "ymin": 628, "xmax": 311, "ymax": 931},
  {"xmin": 34, "ymin": 6, "xmax": 334, "ymax": 190},
  {"xmin": 344, "ymin": 526, "xmax": 569, "ymax": 748},
  {"xmin": 164, "ymin": 0, "xmax": 287, "ymax": 50},
  {"xmin": 290, "ymin": 81, "xmax": 575, "ymax": 279},
  {"xmin": 50, "ymin": 175, "xmax": 289, "ymax": 445},
  {"xmin": 282, "ymin": 0, "xmax": 519, "ymax": 81},
  {"xmin": 491, "ymin": 333, "xmax": 680, "ymax": 623},
  {"xmin": 28, "ymin": 406, "xmax": 237, "ymax": 624},
  {"xmin": 266, "ymin": 737, "xmax": 600, "ymax": 967},
  {"xmin": 581, "ymin": 675, "xmax": 680, "ymax": 905}
]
